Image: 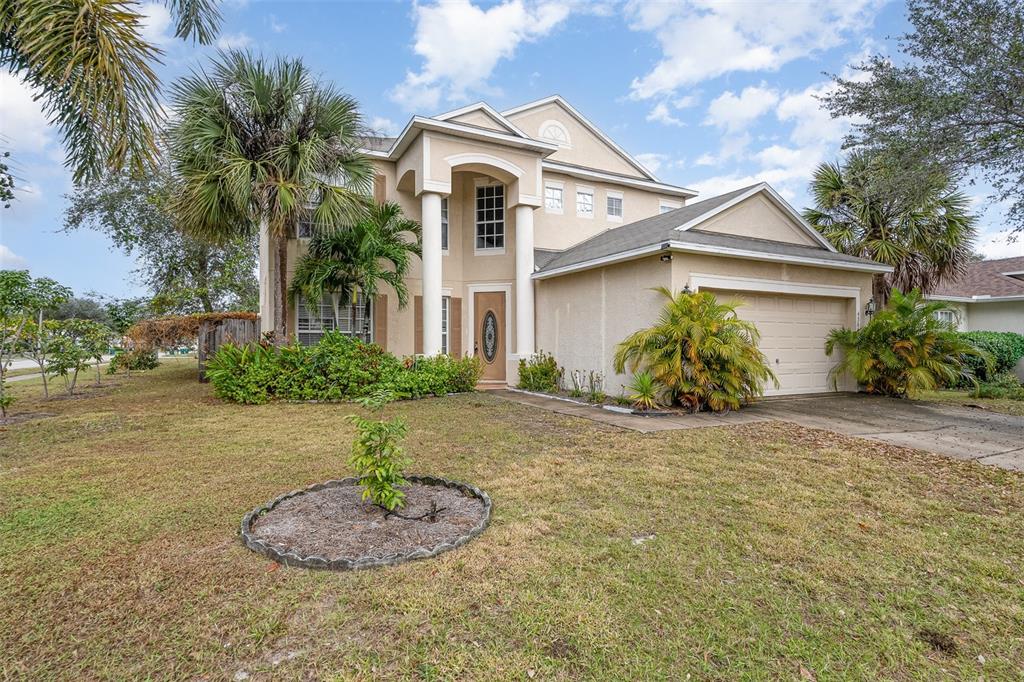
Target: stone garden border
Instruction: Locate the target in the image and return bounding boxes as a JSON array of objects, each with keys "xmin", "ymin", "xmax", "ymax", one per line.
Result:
[{"xmin": 240, "ymin": 475, "xmax": 492, "ymax": 571}]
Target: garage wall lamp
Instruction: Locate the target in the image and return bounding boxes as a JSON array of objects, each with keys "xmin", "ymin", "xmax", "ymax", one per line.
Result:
[{"xmin": 865, "ymin": 297, "xmax": 876, "ymax": 318}]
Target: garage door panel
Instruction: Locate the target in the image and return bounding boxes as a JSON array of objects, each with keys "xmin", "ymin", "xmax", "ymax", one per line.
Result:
[{"xmin": 708, "ymin": 288, "xmax": 851, "ymax": 395}]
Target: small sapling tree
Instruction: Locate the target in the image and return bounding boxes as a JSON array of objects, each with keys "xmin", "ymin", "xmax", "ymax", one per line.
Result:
[{"xmin": 346, "ymin": 389, "xmax": 411, "ymax": 512}]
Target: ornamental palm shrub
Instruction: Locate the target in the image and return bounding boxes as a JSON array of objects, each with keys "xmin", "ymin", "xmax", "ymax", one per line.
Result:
[
  {"xmin": 614, "ymin": 288, "xmax": 777, "ymax": 413},
  {"xmin": 626, "ymin": 370, "xmax": 663, "ymax": 411},
  {"xmin": 825, "ymin": 289, "xmax": 989, "ymax": 397}
]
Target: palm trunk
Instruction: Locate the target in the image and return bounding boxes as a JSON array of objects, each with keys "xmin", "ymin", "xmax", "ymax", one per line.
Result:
[
  {"xmin": 872, "ymin": 274, "xmax": 889, "ymax": 310},
  {"xmin": 274, "ymin": 236, "xmax": 289, "ymax": 344}
]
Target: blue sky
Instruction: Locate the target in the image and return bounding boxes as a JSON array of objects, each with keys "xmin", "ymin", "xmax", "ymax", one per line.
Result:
[{"xmin": 1, "ymin": 0, "xmax": 1020, "ymax": 299}]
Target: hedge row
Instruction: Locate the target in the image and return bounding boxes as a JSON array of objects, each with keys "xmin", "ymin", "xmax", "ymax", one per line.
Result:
[
  {"xmin": 204, "ymin": 332, "xmax": 482, "ymax": 404},
  {"xmin": 959, "ymin": 331, "xmax": 1024, "ymax": 385}
]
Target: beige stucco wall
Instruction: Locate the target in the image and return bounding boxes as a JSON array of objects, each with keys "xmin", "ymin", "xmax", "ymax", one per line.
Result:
[
  {"xmin": 504, "ymin": 101, "xmax": 645, "ymax": 179},
  {"xmin": 699, "ymin": 194, "xmax": 819, "ymax": 246},
  {"xmin": 965, "ymin": 301, "xmax": 1024, "ymax": 333},
  {"xmin": 535, "ymin": 255, "xmax": 672, "ymax": 395},
  {"xmin": 447, "ymin": 109, "xmax": 510, "ymax": 132}
]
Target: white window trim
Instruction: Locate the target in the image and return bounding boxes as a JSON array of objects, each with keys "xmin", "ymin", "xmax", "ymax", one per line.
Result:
[
  {"xmin": 576, "ymin": 185, "xmax": 594, "ymax": 220},
  {"xmin": 294, "ymin": 294, "xmax": 375, "ymax": 345},
  {"xmin": 659, "ymin": 199, "xmax": 682, "ymax": 214},
  {"xmin": 473, "ymin": 180, "xmax": 507, "ymax": 255},
  {"xmin": 538, "ymin": 119, "xmax": 572, "ymax": 148},
  {"xmin": 606, "ymin": 189, "xmax": 623, "ymax": 223},
  {"xmin": 544, "ymin": 180, "xmax": 564, "ymax": 215}
]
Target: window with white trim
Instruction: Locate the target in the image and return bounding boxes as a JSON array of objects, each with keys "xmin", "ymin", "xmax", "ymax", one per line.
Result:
[
  {"xmin": 544, "ymin": 183, "xmax": 563, "ymax": 213},
  {"xmin": 296, "ymin": 294, "xmax": 373, "ymax": 346},
  {"xmin": 475, "ymin": 184, "xmax": 505, "ymax": 250},
  {"xmin": 659, "ymin": 200, "xmax": 681, "ymax": 215},
  {"xmin": 441, "ymin": 295, "xmax": 451, "ymax": 355},
  {"xmin": 606, "ymin": 192, "xmax": 623, "ymax": 221},
  {"xmin": 441, "ymin": 197, "xmax": 449, "ymax": 251},
  {"xmin": 576, "ymin": 187, "xmax": 594, "ymax": 218},
  {"xmin": 935, "ymin": 309, "xmax": 956, "ymax": 325}
]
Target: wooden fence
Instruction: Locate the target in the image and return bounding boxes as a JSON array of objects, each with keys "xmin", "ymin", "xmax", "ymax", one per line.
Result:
[{"xmin": 197, "ymin": 317, "xmax": 258, "ymax": 382}]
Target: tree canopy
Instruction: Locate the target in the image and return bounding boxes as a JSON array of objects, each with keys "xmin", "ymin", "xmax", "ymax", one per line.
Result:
[
  {"xmin": 823, "ymin": 0, "xmax": 1024, "ymax": 234},
  {"xmin": 64, "ymin": 171, "xmax": 257, "ymax": 314}
]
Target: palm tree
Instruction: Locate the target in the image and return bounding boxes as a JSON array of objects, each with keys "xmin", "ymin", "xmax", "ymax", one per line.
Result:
[
  {"xmin": 803, "ymin": 150, "xmax": 977, "ymax": 306},
  {"xmin": 825, "ymin": 289, "xmax": 987, "ymax": 397},
  {"xmin": 167, "ymin": 51, "xmax": 373, "ymax": 342},
  {"xmin": 614, "ymin": 288, "xmax": 777, "ymax": 412},
  {"xmin": 289, "ymin": 202, "xmax": 421, "ymax": 338},
  {"xmin": 0, "ymin": 0, "xmax": 220, "ymax": 183}
]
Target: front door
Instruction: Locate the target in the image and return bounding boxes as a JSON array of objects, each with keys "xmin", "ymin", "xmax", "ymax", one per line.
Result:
[{"xmin": 474, "ymin": 291, "xmax": 506, "ymax": 382}]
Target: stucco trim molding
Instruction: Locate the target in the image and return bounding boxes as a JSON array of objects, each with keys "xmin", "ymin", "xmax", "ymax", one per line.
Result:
[
  {"xmin": 444, "ymin": 152, "xmax": 525, "ymax": 178},
  {"xmin": 689, "ymin": 273, "xmax": 863, "ymax": 327}
]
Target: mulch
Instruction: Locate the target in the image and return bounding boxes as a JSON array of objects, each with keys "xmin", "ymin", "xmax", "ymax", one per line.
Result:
[{"xmin": 250, "ymin": 483, "xmax": 488, "ymax": 561}]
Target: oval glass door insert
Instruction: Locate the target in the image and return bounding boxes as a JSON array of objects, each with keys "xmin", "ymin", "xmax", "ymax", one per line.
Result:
[{"xmin": 482, "ymin": 311, "xmax": 498, "ymax": 362}]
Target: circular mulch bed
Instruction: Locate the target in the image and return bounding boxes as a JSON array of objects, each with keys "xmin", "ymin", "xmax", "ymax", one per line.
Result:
[{"xmin": 241, "ymin": 476, "xmax": 491, "ymax": 571}]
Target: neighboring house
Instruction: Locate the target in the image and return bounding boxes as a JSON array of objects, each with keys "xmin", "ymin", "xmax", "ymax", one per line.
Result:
[
  {"xmin": 265, "ymin": 95, "xmax": 891, "ymax": 396},
  {"xmin": 927, "ymin": 256, "xmax": 1024, "ymax": 334}
]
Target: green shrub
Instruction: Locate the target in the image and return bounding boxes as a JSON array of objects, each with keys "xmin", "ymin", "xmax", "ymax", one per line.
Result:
[
  {"xmin": 615, "ymin": 288, "xmax": 777, "ymax": 412},
  {"xmin": 826, "ymin": 290, "xmax": 988, "ymax": 397},
  {"xmin": 108, "ymin": 348, "xmax": 159, "ymax": 374},
  {"xmin": 517, "ymin": 351, "xmax": 563, "ymax": 392},
  {"xmin": 971, "ymin": 372, "xmax": 1024, "ymax": 400},
  {"xmin": 204, "ymin": 332, "xmax": 482, "ymax": 404},
  {"xmin": 958, "ymin": 331, "xmax": 1024, "ymax": 384},
  {"xmin": 346, "ymin": 391, "xmax": 410, "ymax": 511},
  {"xmin": 627, "ymin": 370, "xmax": 663, "ymax": 411}
]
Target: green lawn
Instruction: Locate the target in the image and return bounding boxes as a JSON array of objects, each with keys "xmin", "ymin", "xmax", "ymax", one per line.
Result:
[
  {"xmin": 916, "ymin": 388, "xmax": 1024, "ymax": 417},
  {"xmin": 2, "ymin": 365, "xmax": 1022, "ymax": 680}
]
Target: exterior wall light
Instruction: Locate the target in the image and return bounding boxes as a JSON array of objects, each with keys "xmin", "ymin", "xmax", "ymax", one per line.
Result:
[
  {"xmin": 660, "ymin": 252, "xmax": 672, "ymax": 262},
  {"xmin": 865, "ymin": 297, "xmax": 876, "ymax": 317}
]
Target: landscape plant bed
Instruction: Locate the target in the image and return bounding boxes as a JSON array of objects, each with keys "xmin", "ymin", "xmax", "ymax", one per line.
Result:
[{"xmin": 241, "ymin": 476, "xmax": 491, "ymax": 571}]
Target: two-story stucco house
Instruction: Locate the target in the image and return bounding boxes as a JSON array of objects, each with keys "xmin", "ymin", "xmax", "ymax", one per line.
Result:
[{"xmin": 262, "ymin": 96, "xmax": 891, "ymax": 396}]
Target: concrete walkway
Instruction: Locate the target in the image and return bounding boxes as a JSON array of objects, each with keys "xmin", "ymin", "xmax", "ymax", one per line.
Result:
[{"xmin": 495, "ymin": 389, "xmax": 1024, "ymax": 472}]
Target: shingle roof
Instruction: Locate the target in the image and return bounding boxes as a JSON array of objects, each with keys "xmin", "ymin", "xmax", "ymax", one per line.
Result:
[
  {"xmin": 930, "ymin": 256, "xmax": 1024, "ymax": 298},
  {"xmin": 535, "ymin": 185, "xmax": 882, "ymax": 274}
]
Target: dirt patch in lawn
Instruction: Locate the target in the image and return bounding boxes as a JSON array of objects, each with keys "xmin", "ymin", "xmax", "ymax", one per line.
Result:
[
  {"xmin": 249, "ymin": 480, "xmax": 488, "ymax": 564},
  {"xmin": 0, "ymin": 411, "xmax": 57, "ymax": 426}
]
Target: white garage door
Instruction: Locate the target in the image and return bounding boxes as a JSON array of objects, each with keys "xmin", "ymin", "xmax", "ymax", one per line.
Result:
[{"xmin": 706, "ymin": 289, "xmax": 852, "ymax": 395}]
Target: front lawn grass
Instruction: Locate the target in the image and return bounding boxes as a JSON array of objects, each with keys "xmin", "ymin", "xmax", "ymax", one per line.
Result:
[
  {"xmin": 916, "ymin": 388, "xmax": 1024, "ymax": 417},
  {"xmin": 2, "ymin": 365, "xmax": 1022, "ymax": 679}
]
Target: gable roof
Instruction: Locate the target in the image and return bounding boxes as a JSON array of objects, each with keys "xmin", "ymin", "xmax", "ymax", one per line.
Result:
[
  {"xmin": 502, "ymin": 95, "xmax": 658, "ymax": 181},
  {"xmin": 930, "ymin": 256, "xmax": 1024, "ymax": 300},
  {"xmin": 433, "ymin": 102, "xmax": 530, "ymax": 138},
  {"xmin": 534, "ymin": 184, "xmax": 891, "ymax": 279}
]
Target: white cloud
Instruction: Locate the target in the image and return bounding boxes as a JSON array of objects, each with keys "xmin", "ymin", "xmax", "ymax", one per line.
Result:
[
  {"xmin": 672, "ymin": 95, "xmax": 698, "ymax": 109},
  {"xmin": 646, "ymin": 102, "xmax": 685, "ymax": 127},
  {"xmin": 137, "ymin": 3, "xmax": 173, "ymax": 46},
  {"xmin": 216, "ymin": 32, "xmax": 253, "ymax": 50},
  {"xmin": 635, "ymin": 152, "xmax": 669, "ymax": 175},
  {"xmin": 0, "ymin": 244, "xmax": 27, "ymax": 269},
  {"xmin": 369, "ymin": 116, "xmax": 400, "ymax": 136},
  {"xmin": 627, "ymin": 0, "xmax": 883, "ymax": 100},
  {"xmin": 268, "ymin": 15, "xmax": 287, "ymax": 33},
  {"xmin": 694, "ymin": 132, "xmax": 751, "ymax": 167},
  {"xmin": 389, "ymin": 0, "xmax": 572, "ymax": 111},
  {"xmin": 976, "ymin": 230, "xmax": 1024, "ymax": 259},
  {"xmin": 0, "ymin": 73, "xmax": 52, "ymax": 154},
  {"xmin": 704, "ymin": 85, "xmax": 779, "ymax": 132}
]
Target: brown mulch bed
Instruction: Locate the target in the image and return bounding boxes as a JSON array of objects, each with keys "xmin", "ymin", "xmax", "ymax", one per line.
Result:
[
  {"xmin": 250, "ymin": 483, "xmax": 487, "ymax": 561},
  {"xmin": 0, "ymin": 411, "xmax": 57, "ymax": 426}
]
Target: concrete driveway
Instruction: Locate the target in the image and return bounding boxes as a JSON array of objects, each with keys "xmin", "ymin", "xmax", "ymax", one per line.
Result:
[
  {"xmin": 749, "ymin": 394, "xmax": 1024, "ymax": 471},
  {"xmin": 499, "ymin": 389, "xmax": 1024, "ymax": 472}
]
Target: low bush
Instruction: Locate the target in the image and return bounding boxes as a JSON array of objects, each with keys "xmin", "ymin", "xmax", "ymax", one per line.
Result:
[
  {"xmin": 347, "ymin": 391, "xmax": 410, "ymax": 511},
  {"xmin": 972, "ymin": 372, "xmax": 1024, "ymax": 400},
  {"xmin": 517, "ymin": 351, "xmax": 563, "ymax": 392},
  {"xmin": 204, "ymin": 332, "xmax": 482, "ymax": 405},
  {"xmin": 108, "ymin": 348, "xmax": 159, "ymax": 374},
  {"xmin": 958, "ymin": 331, "xmax": 1024, "ymax": 384}
]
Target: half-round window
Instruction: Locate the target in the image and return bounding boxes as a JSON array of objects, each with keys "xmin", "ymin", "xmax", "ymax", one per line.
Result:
[{"xmin": 538, "ymin": 120, "xmax": 571, "ymax": 147}]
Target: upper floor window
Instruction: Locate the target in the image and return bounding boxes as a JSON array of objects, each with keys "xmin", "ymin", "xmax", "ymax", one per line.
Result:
[
  {"xmin": 544, "ymin": 182, "xmax": 563, "ymax": 214},
  {"xmin": 607, "ymin": 192, "xmax": 623, "ymax": 221},
  {"xmin": 538, "ymin": 120, "xmax": 571, "ymax": 147},
  {"xmin": 441, "ymin": 197, "xmax": 449, "ymax": 251},
  {"xmin": 659, "ymin": 199, "xmax": 682, "ymax": 214},
  {"xmin": 475, "ymin": 184, "xmax": 505, "ymax": 250},
  {"xmin": 576, "ymin": 187, "xmax": 594, "ymax": 219}
]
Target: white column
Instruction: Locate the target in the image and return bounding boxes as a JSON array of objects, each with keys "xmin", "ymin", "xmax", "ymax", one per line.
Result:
[
  {"xmin": 258, "ymin": 217, "xmax": 274, "ymax": 335},
  {"xmin": 515, "ymin": 204, "xmax": 536, "ymax": 357},
  {"xmin": 421, "ymin": 192, "xmax": 443, "ymax": 356}
]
